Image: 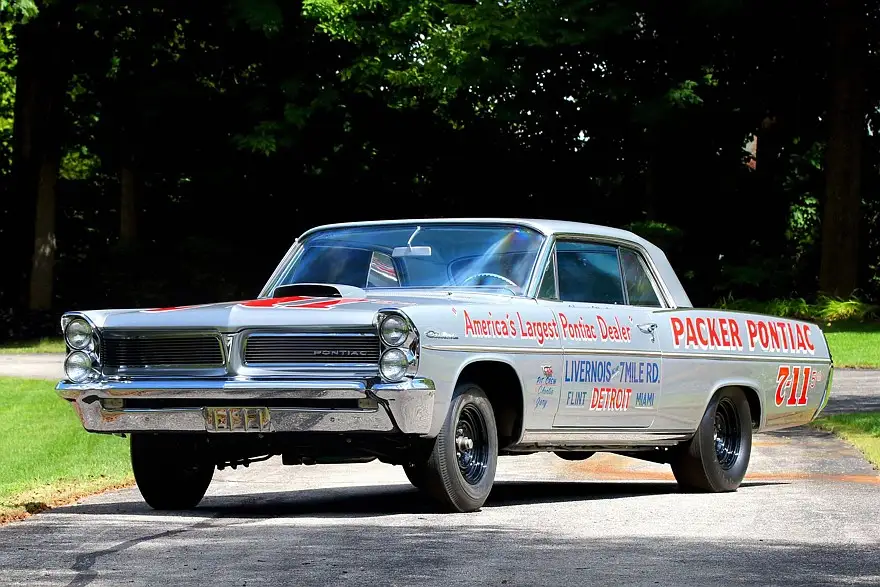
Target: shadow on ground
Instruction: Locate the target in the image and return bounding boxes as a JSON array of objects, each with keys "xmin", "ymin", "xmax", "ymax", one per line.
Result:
[
  {"xmin": 46, "ymin": 480, "xmax": 782, "ymax": 520},
  {"xmin": 13, "ymin": 492, "xmax": 876, "ymax": 587}
]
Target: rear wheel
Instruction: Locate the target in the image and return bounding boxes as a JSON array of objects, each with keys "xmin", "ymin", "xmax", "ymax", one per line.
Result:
[
  {"xmin": 421, "ymin": 383, "xmax": 498, "ymax": 512},
  {"xmin": 671, "ymin": 387, "xmax": 752, "ymax": 492},
  {"xmin": 131, "ymin": 434, "xmax": 214, "ymax": 510}
]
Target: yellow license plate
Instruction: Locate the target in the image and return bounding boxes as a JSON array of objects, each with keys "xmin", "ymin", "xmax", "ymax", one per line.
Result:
[{"xmin": 204, "ymin": 407, "xmax": 271, "ymax": 432}]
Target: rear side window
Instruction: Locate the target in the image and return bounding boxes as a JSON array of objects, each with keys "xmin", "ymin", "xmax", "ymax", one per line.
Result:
[
  {"xmin": 555, "ymin": 242, "xmax": 625, "ymax": 304},
  {"xmin": 619, "ymin": 248, "xmax": 662, "ymax": 307}
]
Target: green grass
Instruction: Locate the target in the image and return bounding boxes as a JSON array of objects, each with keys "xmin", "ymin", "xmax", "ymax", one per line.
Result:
[
  {"xmin": 0, "ymin": 337, "xmax": 65, "ymax": 354},
  {"xmin": 813, "ymin": 412, "xmax": 880, "ymax": 468},
  {"xmin": 822, "ymin": 321, "xmax": 880, "ymax": 368},
  {"xmin": 0, "ymin": 378, "xmax": 132, "ymax": 522}
]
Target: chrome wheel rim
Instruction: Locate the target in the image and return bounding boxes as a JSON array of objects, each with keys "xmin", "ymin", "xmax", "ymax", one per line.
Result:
[
  {"xmin": 455, "ymin": 404, "xmax": 489, "ymax": 485},
  {"xmin": 714, "ymin": 397, "xmax": 742, "ymax": 470}
]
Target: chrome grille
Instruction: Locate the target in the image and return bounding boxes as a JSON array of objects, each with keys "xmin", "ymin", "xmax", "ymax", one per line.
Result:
[
  {"xmin": 244, "ymin": 333, "xmax": 379, "ymax": 365},
  {"xmin": 101, "ymin": 335, "xmax": 225, "ymax": 368}
]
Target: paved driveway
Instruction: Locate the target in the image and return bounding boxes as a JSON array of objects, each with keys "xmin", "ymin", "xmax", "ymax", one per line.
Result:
[
  {"xmin": 0, "ymin": 353, "xmax": 65, "ymax": 381},
  {"xmin": 0, "ymin": 357, "xmax": 877, "ymax": 586}
]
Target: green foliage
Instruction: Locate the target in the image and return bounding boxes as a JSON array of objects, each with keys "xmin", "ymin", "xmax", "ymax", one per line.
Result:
[
  {"xmin": 231, "ymin": 0, "xmax": 284, "ymax": 35},
  {"xmin": 0, "ymin": 21, "xmax": 14, "ymax": 178},
  {"xmin": 59, "ymin": 148, "xmax": 100, "ymax": 181},
  {"xmin": 715, "ymin": 295, "xmax": 879, "ymax": 322},
  {"xmin": 0, "ymin": 0, "xmax": 38, "ymax": 20},
  {"xmin": 2, "ymin": 0, "xmax": 880, "ymax": 329}
]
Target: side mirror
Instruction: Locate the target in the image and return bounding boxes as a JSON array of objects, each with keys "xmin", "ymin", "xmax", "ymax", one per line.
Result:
[{"xmin": 392, "ymin": 245, "xmax": 432, "ymax": 257}]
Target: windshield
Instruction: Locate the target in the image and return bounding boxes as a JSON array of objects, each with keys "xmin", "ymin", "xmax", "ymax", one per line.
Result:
[{"xmin": 273, "ymin": 223, "xmax": 546, "ymax": 295}]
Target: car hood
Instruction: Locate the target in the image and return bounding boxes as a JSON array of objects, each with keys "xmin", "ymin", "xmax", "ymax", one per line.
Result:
[{"xmin": 80, "ymin": 288, "xmax": 529, "ymax": 331}]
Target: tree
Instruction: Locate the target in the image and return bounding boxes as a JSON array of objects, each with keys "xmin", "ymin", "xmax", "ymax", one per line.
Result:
[
  {"xmin": 11, "ymin": 2, "xmax": 76, "ymax": 311},
  {"xmin": 819, "ymin": 0, "xmax": 866, "ymax": 297}
]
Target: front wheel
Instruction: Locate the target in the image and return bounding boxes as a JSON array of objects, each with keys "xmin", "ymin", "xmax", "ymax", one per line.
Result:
[
  {"xmin": 421, "ymin": 383, "xmax": 498, "ymax": 512},
  {"xmin": 131, "ymin": 434, "xmax": 215, "ymax": 510},
  {"xmin": 671, "ymin": 387, "xmax": 752, "ymax": 492},
  {"xmin": 403, "ymin": 463, "xmax": 428, "ymax": 490}
]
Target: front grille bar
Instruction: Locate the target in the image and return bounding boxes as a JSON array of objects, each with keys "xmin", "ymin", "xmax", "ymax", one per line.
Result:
[{"xmin": 243, "ymin": 332, "xmax": 380, "ymax": 365}]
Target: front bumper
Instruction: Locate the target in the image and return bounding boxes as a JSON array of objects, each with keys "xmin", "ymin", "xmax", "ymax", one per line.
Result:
[{"xmin": 56, "ymin": 377, "xmax": 435, "ymax": 435}]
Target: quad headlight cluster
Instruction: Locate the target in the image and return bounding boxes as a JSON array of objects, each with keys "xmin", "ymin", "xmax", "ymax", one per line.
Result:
[
  {"xmin": 61, "ymin": 315, "xmax": 100, "ymax": 383},
  {"xmin": 377, "ymin": 311, "xmax": 419, "ymax": 383}
]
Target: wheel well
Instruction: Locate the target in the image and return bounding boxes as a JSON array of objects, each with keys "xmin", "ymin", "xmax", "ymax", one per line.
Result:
[
  {"xmin": 716, "ymin": 385, "xmax": 762, "ymax": 430},
  {"xmin": 456, "ymin": 361, "xmax": 523, "ymax": 449}
]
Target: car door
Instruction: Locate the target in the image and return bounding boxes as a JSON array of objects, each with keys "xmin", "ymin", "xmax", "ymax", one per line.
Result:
[{"xmin": 535, "ymin": 239, "xmax": 664, "ymax": 428}]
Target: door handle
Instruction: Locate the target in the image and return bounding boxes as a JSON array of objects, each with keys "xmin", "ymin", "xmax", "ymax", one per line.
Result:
[{"xmin": 637, "ymin": 322, "xmax": 658, "ymax": 343}]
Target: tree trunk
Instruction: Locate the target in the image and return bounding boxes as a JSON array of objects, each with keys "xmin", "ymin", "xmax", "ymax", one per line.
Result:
[
  {"xmin": 28, "ymin": 158, "xmax": 58, "ymax": 310},
  {"xmin": 119, "ymin": 164, "xmax": 139, "ymax": 245},
  {"xmin": 819, "ymin": 0, "xmax": 865, "ymax": 297},
  {"xmin": 5, "ymin": 22, "xmax": 40, "ymax": 309},
  {"xmin": 8, "ymin": 5, "xmax": 73, "ymax": 311}
]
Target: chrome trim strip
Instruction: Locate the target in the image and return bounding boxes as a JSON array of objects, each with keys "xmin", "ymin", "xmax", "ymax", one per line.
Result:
[
  {"xmin": 516, "ymin": 430, "xmax": 691, "ymax": 446},
  {"xmin": 814, "ymin": 365, "xmax": 834, "ymax": 419},
  {"xmin": 245, "ymin": 332, "xmax": 377, "ymax": 337},
  {"xmin": 421, "ymin": 344, "xmax": 557, "ymax": 355},
  {"xmin": 525, "ymin": 235, "xmax": 556, "ymax": 298},
  {"xmin": 423, "ymin": 344, "xmax": 662, "ymax": 357},
  {"xmin": 260, "ymin": 238, "xmax": 304, "ymax": 298},
  {"xmin": 422, "ymin": 343, "xmax": 832, "ymax": 363},
  {"xmin": 545, "ymin": 233, "xmax": 675, "ymax": 308},
  {"xmin": 73, "ymin": 403, "xmax": 397, "ymax": 434},
  {"xmin": 663, "ymin": 352, "xmax": 831, "ymax": 364},
  {"xmin": 58, "ymin": 377, "xmax": 435, "ymax": 435}
]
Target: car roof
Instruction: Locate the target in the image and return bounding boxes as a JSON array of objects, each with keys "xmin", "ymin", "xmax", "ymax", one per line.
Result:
[
  {"xmin": 300, "ymin": 218, "xmax": 643, "ymax": 243},
  {"xmin": 294, "ymin": 218, "xmax": 693, "ymax": 308}
]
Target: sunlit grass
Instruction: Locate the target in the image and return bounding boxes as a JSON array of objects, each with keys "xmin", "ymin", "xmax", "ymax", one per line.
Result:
[
  {"xmin": 0, "ymin": 337, "xmax": 65, "ymax": 354},
  {"xmin": 0, "ymin": 378, "xmax": 132, "ymax": 522}
]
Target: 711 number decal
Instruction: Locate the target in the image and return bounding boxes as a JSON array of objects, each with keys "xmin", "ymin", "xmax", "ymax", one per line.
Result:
[{"xmin": 774, "ymin": 365, "xmax": 821, "ymax": 407}]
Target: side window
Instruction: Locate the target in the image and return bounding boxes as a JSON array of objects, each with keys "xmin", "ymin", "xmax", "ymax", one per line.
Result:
[
  {"xmin": 555, "ymin": 241, "xmax": 625, "ymax": 304},
  {"xmin": 537, "ymin": 253, "xmax": 558, "ymax": 299},
  {"xmin": 367, "ymin": 252, "xmax": 400, "ymax": 287},
  {"xmin": 619, "ymin": 248, "xmax": 662, "ymax": 307}
]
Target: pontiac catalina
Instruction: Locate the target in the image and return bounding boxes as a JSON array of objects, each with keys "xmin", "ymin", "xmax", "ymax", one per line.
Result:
[{"xmin": 56, "ymin": 219, "xmax": 833, "ymax": 512}]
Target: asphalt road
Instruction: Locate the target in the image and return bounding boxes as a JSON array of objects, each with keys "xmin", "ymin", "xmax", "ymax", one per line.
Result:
[{"xmin": 0, "ymin": 356, "xmax": 878, "ymax": 586}]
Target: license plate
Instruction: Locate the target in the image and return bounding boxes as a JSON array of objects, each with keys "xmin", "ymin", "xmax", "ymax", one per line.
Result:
[{"xmin": 204, "ymin": 407, "xmax": 271, "ymax": 432}]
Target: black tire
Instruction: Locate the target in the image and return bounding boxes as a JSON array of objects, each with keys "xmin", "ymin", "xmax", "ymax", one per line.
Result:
[
  {"xmin": 671, "ymin": 387, "xmax": 752, "ymax": 492},
  {"xmin": 403, "ymin": 464, "xmax": 428, "ymax": 489},
  {"xmin": 131, "ymin": 434, "xmax": 214, "ymax": 510},
  {"xmin": 422, "ymin": 383, "xmax": 498, "ymax": 512},
  {"xmin": 554, "ymin": 451, "xmax": 595, "ymax": 461}
]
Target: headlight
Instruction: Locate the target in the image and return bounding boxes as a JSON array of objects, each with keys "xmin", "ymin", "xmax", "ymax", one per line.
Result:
[
  {"xmin": 65, "ymin": 351, "xmax": 96, "ymax": 383},
  {"xmin": 64, "ymin": 318, "xmax": 93, "ymax": 350},
  {"xmin": 379, "ymin": 348, "xmax": 409, "ymax": 381},
  {"xmin": 380, "ymin": 315, "xmax": 410, "ymax": 346}
]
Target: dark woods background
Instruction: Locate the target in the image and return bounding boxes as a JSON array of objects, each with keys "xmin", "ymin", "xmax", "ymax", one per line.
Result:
[{"xmin": 1, "ymin": 0, "xmax": 878, "ymax": 338}]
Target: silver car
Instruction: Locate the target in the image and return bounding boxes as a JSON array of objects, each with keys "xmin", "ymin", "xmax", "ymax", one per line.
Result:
[{"xmin": 57, "ymin": 219, "xmax": 833, "ymax": 512}]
